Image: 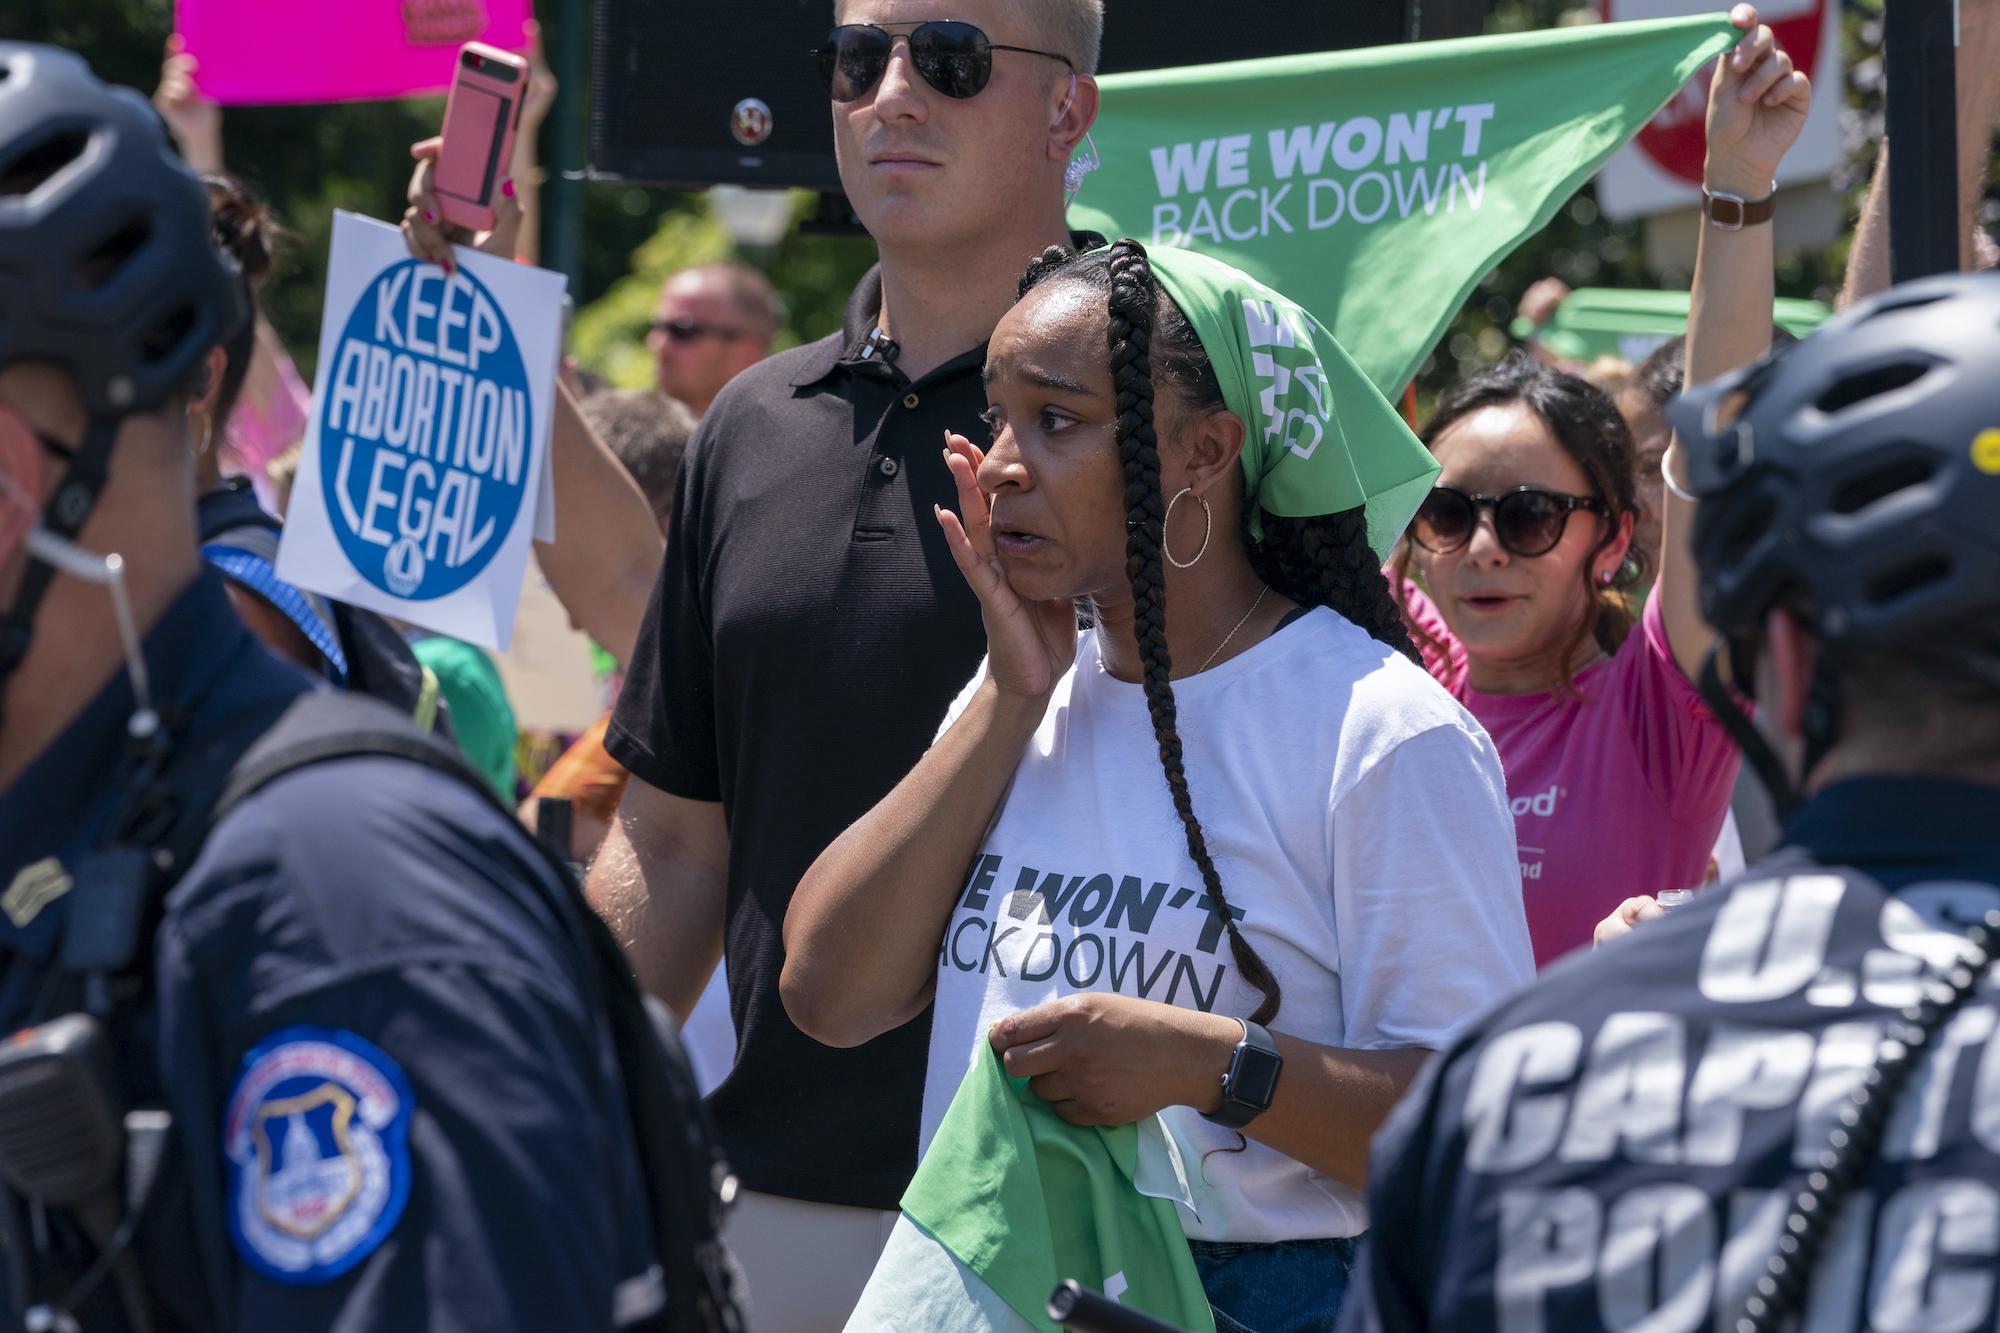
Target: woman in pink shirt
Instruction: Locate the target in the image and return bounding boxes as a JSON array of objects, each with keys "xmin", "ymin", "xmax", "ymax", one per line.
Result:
[
  {"xmin": 1390, "ymin": 2, "xmax": 1810, "ymax": 965},
  {"xmin": 1390, "ymin": 364, "xmax": 1735, "ymax": 967}
]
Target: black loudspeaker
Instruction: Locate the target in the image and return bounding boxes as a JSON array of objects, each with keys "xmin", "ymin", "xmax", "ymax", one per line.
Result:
[{"xmin": 589, "ymin": 0, "xmax": 1488, "ymax": 191}]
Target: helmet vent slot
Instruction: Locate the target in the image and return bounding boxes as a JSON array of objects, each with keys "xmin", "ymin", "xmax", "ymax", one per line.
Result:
[
  {"xmin": 138, "ymin": 302, "xmax": 197, "ymax": 365},
  {"xmin": 1830, "ymin": 453, "xmax": 1938, "ymax": 515},
  {"xmin": 0, "ymin": 129, "xmax": 89, "ymax": 198},
  {"xmin": 1866, "ymin": 556, "xmax": 1950, "ymax": 606},
  {"xmin": 76, "ymin": 216, "xmax": 152, "ymax": 290},
  {"xmin": 1816, "ymin": 362, "xmax": 1930, "ymax": 414},
  {"xmin": 1716, "ymin": 493, "xmax": 1777, "ymax": 569},
  {"xmin": 1865, "ymin": 292, "xmax": 1947, "ymax": 318}
]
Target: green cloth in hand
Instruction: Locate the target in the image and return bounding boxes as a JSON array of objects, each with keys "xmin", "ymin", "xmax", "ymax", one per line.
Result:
[{"xmin": 900, "ymin": 1043, "xmax": 1215, "ymax": 1333}]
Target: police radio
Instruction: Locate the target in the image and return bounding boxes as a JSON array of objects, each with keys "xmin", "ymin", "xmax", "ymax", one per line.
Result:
[{"xmin": 0, "ymin": 1014, "xmax": 160, "ymax": 1332}]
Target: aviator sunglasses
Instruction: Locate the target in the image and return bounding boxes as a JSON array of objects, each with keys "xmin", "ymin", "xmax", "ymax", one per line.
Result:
[
  {"xmin": 813, "ymin": 21, "xmax": 1075, "ymax": 102},
  {"xmin": 1410, "ymin": 485, "xmax": 1608, "ymax": 559}
]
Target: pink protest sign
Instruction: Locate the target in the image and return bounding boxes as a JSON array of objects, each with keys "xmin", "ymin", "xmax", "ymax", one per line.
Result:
[{"xmin": 174, "ymin": 0, "xmax": 532, "ymax": 105}]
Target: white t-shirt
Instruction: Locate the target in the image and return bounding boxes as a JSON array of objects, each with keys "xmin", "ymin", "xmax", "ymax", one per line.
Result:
[{"xmin": 919, "ymin": 607, "xmax": 1535, "ymax": 1243}]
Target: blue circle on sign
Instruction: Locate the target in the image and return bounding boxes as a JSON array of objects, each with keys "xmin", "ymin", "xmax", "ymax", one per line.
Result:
[{"xmin": 317, "ymin": 259, "xmax": 533, "ymax": 600}]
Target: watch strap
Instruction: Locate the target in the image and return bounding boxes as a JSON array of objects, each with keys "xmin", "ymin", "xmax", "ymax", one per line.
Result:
[
  {"xmin": 1200, "ymin": 1019, "xmax": 1284, "ymax": 1129},
  {"xmin": 1703, "ymin": 185, "xmax": 1776, "ymax": 231}
]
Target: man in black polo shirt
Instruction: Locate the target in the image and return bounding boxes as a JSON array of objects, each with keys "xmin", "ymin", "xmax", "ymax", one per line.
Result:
[
  {"xmin": 1340, "ymin": 275, "xmax": 2000, "ymax": 1333},
  {"xmin": 588, "ymin": 1, "xmax": 1105, "ymax": 1326}
]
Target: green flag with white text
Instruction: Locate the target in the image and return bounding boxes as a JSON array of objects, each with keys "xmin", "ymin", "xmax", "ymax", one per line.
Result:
[{"xmin": 1066, "ymin": 15, "xmax": 1741, "ymax": 396}]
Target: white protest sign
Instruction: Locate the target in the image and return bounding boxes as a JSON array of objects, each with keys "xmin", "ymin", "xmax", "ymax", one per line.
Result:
[{"xmin": 277, "ymin": 210, "xmax": 565, "ymax": 651}]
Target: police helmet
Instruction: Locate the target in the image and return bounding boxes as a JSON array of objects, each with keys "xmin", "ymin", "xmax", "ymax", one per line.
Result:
[
  {"xmin": 1667, "ymin": 272, "xmax": 2000, "ymax": 653},
  {"xmin": 0, "ymin": 43, "xmax": 245, "ymax": 418}
]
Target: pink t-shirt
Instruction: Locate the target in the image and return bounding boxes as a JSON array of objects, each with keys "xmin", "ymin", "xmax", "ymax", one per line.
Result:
[{"xmin": 1393, "ymin": 573, "xmax": 1740, "ymax": 967}]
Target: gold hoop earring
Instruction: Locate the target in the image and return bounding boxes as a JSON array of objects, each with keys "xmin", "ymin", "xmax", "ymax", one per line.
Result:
[{"xmin": 1163, "ymin": 487, "xmax": 1212, "ymax": 569}]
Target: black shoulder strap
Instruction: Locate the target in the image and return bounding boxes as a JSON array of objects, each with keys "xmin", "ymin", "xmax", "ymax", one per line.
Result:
[
  {"xmin": 212, "ymin": 690, "xmax": 483, "ymax": 825},
  {"xmin": 209, "ymin": 692, "xmax": 744, "ymax": 1333}
]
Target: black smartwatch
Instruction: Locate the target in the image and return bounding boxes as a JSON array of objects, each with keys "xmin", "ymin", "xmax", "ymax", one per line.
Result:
[{"xmin": 1200, "ymin": 1019, "xmax": 1283, "ymax": 1129}]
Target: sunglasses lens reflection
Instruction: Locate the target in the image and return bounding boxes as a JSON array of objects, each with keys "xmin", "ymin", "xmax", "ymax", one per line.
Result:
[
  {"xmin": 911, "ymin": 22, "xmax": 990, "ymax": 98},
  {"xmin": 819, "ymin": 27, "xmax": 891, "ymax": 101},
  {"xmin": 817, "ymin": 23, "xmax": 994, "ymax": 101},
  {"xmin": 1414, "ymin": 490, "xmax": 1474, "ymax": 552},
  {"xmin": 1495, "ymin": 492, "xmax": 1567, "ymax": 556}
]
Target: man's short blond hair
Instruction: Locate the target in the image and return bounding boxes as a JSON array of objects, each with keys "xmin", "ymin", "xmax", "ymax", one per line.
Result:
[
  {"xmin": 833, "ymin": 0, "xmax": 1103, "ymax": 74},
  {"xmin": 1019, "ymin": 0, "xmax": 1103, "ymax": 76}
]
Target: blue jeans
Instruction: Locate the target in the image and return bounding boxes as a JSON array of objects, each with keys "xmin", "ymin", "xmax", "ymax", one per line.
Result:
[{"xmin": 1188, "ymin": 1236, "xmax": 1362, "ymax": 1333}]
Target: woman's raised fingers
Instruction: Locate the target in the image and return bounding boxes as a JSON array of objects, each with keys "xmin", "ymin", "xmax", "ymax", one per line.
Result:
[
  {"xmin": 1738, "ymin": 34, "xmax": 1792, "ymax": 103},
  {"xmin": 402, "ymin": 139, "xmax": 457, "ymax": 270},
  {"xmin": 933, "ymin": 505, "xmax": 1008, "ymax": 604},
  {"xmin": 401, "ymin": 210, "xmax": 455, "ymax": 273},
  {"xmin": 1728, "ymin": 23, "xmax": 1776, "ymax": 87},
  {"xmin": 943, "ymin": 433, "xmax": 996, "ymax": 564}
]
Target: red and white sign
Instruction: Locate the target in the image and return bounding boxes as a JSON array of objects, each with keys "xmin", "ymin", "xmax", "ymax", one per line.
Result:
[{"xmin": 1595, "ymin": 0, "xmax": 1841, "ymax": 219}]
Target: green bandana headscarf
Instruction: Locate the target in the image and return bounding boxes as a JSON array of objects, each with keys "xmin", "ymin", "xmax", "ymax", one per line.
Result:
[{"xmin": 1142, "ymin": 246, "xmax": 1439, "ymax": 559}]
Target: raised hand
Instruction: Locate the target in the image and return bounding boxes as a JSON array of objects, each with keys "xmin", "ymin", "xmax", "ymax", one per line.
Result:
[
  {"xmin": 1704, "ymin": 4, "xmax": 1812, "ymax": 198},
  {"xmin": 517, "ymin": 20, "xmax": 560, "ymax": 139},
  {"xmin": 934, "ymin": 430, "xmax": 1078, "ymax": 702},
  {"xmin": 153, "ymin": 36, "xmax": 223, "ymax": 175},
  {"xmin": 399, "ymin": 138, "xmax": 522, "ymax": 274}
]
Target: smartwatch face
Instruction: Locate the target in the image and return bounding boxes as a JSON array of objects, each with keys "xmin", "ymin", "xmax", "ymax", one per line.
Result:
[{"xmin": 1232, "ymin": 1045, "xmax": 1284, "ymax": 1110}]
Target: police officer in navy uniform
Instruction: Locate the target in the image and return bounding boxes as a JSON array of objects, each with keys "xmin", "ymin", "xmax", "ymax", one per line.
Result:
[
  {"xmin": 0, "ymin": 45, "xmax": 722, "ymax": 1331},
  {"xmin": 1341, "ymin": 274, "xmax": 2000, "ymax": 1333}
]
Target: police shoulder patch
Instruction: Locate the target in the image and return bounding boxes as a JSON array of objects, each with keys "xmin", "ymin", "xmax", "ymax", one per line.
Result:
[{"xmin": 223, "ymin": 1025, "xmax": 414, "ymax": 1284}]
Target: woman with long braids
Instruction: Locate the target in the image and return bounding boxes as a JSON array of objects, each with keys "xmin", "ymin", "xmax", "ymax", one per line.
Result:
[
  {"xmin": 1388, "ymin": 4, "xmax": 1809, "ymax": 965},
  {"xmin": 782, "ymin": 239, "xmax": 1530, "ymax": 1332}
]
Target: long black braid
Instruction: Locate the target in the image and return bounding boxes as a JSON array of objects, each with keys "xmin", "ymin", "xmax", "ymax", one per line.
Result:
[
  {"xmin": 1015, "ymin": 238, "xmax": 1421, "ymax": 1028},
  {"xmin": 1101, "ymin": 240, "xmax": 1283, "ymax": 1028}
]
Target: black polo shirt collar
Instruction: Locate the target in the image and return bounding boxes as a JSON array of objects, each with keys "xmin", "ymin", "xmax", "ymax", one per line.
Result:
[
  {"xmin": 1786, "ymin": 774, "xmax": 2000, "ymax": 889},
  {"xmin": 791, "ymin": 232, "xmax": 1109, "ymax": 390}
]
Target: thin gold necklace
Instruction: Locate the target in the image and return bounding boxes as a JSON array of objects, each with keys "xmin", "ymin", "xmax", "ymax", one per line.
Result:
[{"xmin": 1196, "ymin": 586, "xmax": 1271, "ymax": 674}]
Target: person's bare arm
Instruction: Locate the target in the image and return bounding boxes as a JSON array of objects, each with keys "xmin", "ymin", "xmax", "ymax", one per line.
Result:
[
  {"xmin": 508, "ymin": 20, "xmax": 558, "ymax": 268},
  {"xmin": 154, "ymin": 37, "xmax": 224, "ymax": 175},
  {"xmin": 587, "ymin": 776, "xmax": 730, "ymax": 1016},
  {"xmin": 1662, "ymin": 5, "xmax": 1810, "ymax": 679},
  {"xmin": 1842, "ymin": 0, "xmax": 2000, "ymax": 306},
  {"xmin": 1838, "ymin": 144, "xmax": 1892, "ymax": 309},
  {"xmin": 782, "ymin": 432, "xmax": 1076, "ymax": 1047},
  {"xmin": 533, "ymin": 381, "xmax": 664, "ymax": 669},
  {"xmin": 1959, "ymin": 0, "xmax": 2000, "ymax": 271},
  {"xmin": 783, "ymin": 674, "xmax": 1050, "ymax": 1047}
]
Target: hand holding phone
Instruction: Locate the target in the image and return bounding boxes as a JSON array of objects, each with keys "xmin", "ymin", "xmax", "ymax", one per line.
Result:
[{"xmin": 434, "ymin": 41, "xmax": 529, "ymax": 234}]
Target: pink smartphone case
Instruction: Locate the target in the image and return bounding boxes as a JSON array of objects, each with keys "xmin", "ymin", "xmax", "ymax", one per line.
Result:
[{"xmin": 435, "ymin": 41, "xmax": 527, "ymax": 234}]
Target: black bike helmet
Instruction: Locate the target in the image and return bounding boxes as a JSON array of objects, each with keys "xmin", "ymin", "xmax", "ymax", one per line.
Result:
[
  {"xmin": 0, "ymin": 43, "xmax": 246, "ymax": 686},
  {"xmin": 1666, "ymin": 271, "xmax": 2000, "ymax": 813},
  {"xmin": 0, "ymin": 43, "xmax": 243, "ymax": 415}
]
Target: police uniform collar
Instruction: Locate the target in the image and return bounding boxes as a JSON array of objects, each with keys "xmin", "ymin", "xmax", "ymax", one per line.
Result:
[
  {"xmin": 789, "ymin": 230, "xmax": 1111, "ymax": 388},
  {"xmin": 0, "ymin": 568, "xmax": 312, "ymax": 915},
  {"xmin": 1785, "ymin": 774, "xmax": 2000, "ymax": 884}
]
